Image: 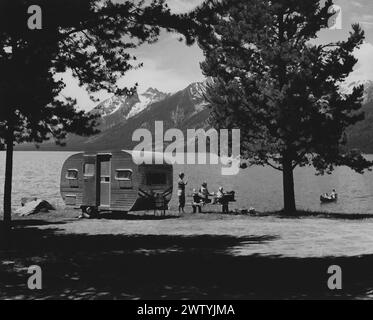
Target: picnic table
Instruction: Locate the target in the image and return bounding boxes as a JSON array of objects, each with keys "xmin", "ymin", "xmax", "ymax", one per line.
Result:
[{"xmin": 191, "ymin": 192, "xmax": 236, "ymax": 214}]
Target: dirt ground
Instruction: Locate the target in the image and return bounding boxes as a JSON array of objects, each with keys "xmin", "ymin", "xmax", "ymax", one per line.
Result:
[{"xmin": 1, "ymin": 208, "xmax": 373, "ymax": 300}]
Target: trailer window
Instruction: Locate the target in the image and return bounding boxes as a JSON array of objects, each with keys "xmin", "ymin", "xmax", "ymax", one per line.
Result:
[
  {"xmin": 66, "ymin": 169, "xmax": 78, "ymax": 180},
  {"xmin": 84, "ymin": 163, "xmax": 95, "ymax": 177},
  {"xmin": 146, "ymin": 172, "xmax": 167, "ymax": 185},
  {"xmin": 115, "ymin": 169, "xmax": 132, "ymax": 181}
]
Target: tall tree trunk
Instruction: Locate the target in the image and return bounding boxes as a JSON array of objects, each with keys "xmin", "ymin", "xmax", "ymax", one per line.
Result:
[
  {"xmin": 282, "ymin": 157, "xmax": 296, "ymax": 214},
  {"xmin": 3, "ymin": 128, "xmax": 14, "ymax": 228}
]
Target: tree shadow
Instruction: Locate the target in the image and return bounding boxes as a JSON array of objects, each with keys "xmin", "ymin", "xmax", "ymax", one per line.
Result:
[
  {"xmin": 99, "ymin": 212, "xmax": 180, "ymax": 221},
  {"xmin": 0, "ymin": 226, "xmax": 372, "ymax": 300},
  {"xmin": 266, "ymin": 210, "xmax": 373, "ymax": 220},
  {"xmin": 11, "ymin": 219, "xmax": 69, "ymax": 227}
]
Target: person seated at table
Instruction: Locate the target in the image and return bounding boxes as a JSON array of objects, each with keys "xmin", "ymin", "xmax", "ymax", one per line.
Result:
[
  {"xmin": 198, "ymin": 182, "xmax": 213, "ymax": 204},
  {"xmin": 216, "ymin": 187, "xmax": 229, "ymax": 213},
  {"xmin": 212, "ymin": 186, "xmax": 224, "ymax": 204},
  {"xmin": 216, "ymin": 187, "xmax": 225, "ymax": 200},
  {"xmin": 192, "ymin": 189, "xmax": 201, "ymax": 203}
]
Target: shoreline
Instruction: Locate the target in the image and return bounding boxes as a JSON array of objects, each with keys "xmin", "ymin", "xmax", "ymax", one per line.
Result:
[{"xmin": 10, "ymin": 206, "xmax": 373, "ymax": 221}]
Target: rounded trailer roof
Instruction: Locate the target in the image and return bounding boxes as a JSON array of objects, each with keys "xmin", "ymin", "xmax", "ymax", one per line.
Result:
[{"xmin": 122, "ymin": 150, "xmax": 174, "ymax": 166}]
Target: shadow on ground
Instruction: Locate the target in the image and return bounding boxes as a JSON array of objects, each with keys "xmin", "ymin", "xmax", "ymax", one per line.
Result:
[
  {"xmin": 0, "ymin": 223, "xmax": 372, "ymax": 300},
  {"xmin": 266, "ymin": 210, "xmax": 373, "ymax": 220},
  {"xmin": 11, "ymin": 219, "xmax": 69, "ymax": 227},
  {"xmin": 99, "ymin": 212, "xmax": 180, "ymax": 221}
]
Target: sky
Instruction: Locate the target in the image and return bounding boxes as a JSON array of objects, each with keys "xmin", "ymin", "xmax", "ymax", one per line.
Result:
[{"xmin": 60, "ymin": 0, "xmax": 373, "ymax": 111}]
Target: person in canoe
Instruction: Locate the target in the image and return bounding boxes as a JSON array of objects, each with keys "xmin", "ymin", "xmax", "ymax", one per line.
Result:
[
  {"xmin": 320, "ymin": 189, "xmax": 338, "ymax": 202},
  {"xmin": 331, "ymin": 189, "xmax": 337, "ymax": 199}
]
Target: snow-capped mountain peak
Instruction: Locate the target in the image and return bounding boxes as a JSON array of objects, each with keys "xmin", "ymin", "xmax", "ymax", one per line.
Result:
[
  {"xmin": 90, "ymin": 88, "xmax": 169, "ymax": 129},
  {"xmin": 127, "ymin": 88, "xmax": 169, "ymax": 119},
  {"xmin": 92, "ymin": 96, "xmax": 129, "ymax": 117},
  {"xmin": 142, "ymin": 87, "xmax": 165, "ymax": 99},
  {"xmin": 188, "ymin": 82, "xmax": 207, "ymax": 99},
  {"xmin": 187, "ymin": 81, "xmax": 209, "ymax": 112}
]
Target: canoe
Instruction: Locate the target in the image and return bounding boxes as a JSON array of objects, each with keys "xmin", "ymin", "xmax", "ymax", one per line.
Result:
[{"xmin": 320, "ymin": 195, "xmax": 337, "ymax": 203}]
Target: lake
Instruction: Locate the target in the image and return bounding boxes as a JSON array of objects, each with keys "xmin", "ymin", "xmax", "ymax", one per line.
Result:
[{"xmin": 0, "ymin": 151, "xmax": 373, "ymax": 214}]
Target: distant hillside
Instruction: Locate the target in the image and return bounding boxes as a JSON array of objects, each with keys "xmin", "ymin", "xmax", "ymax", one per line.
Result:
[
  {"xmin": 347, "ymin": 100, "xmax": 373, "ymax": 153},
  {"xmin": 79, "ymin": 82, "xmax": 210, "ymax": 151},
  {"xmin": 17, "ymin": 82, "xmax": 210, "ymax": 151},
  {"xmin": 16, "ymin": 80, "xmax": 373, "ymax": 153}
]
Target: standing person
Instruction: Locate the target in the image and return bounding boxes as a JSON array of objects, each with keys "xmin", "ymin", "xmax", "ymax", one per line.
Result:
[{"xmin": 178, "ymin": 173, "xmax": 187, "ymax": 214}]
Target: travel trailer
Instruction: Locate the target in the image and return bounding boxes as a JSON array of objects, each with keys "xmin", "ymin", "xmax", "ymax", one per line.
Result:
[{"xmin": 60, "ymin": 150, "xmax": 173, "ymax": 215}]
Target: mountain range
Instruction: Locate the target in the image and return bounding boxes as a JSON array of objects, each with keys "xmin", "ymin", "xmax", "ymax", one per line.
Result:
[
  {"xmin": 18, "ymin": 81, "xmax": 210, "ymax": 151},
  {"xmin": 16, "ymin": 79, "xmax": 373, "ymax": 153},
  {"xmin": 91, "ymin": 87, "xmax": 170, "ymax": 130}
]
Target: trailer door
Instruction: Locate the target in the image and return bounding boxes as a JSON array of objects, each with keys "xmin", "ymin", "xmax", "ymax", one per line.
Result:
[
  {"xmin": 98, "ymin": 154, "xmax": 112, "ymax": 208},
  {"xmin": 82, "ymin": 155, "xmax": 97, "ymax": 207}
]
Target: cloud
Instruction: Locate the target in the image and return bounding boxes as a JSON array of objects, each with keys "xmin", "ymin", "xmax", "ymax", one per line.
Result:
[
  {"xmin": 351, "ymin": 1, "xmax": 363, "ymax": 8},
  {"xmin": 356, "ymin": 14, "xmax": 373, "ymax": 29},
  {"xmin": 60, "ymin": 0, "xmax": 373, "ymax": 112},
  {"xmin": 167, "ymin": 0, "xmax": 204, "ymax": 13},
  {"xmin": 60, "ymin": 31, "xmax": 205, "ymax": 111},
  {"xmin": 348, "ymin": 1, "xmax": 373, "ymax": 30},
  {"xmin": 58, "ymin": 0, "xmax": 207, "ymax": 112},
  {"xmin": 58, "ymin": 71, "xmax": 112, "ymax": 111},
  {"xmin": 346, "ymin": 42, "xmax": 373, "ymax": 83},
  {"xmin": 117, "ymin": 56, "xmax": 205, "ymax": 95}
]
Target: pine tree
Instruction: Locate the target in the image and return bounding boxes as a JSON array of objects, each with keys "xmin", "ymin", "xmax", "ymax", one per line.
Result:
[
  {"xmin": 0, "ymin": 0, "xmax": 202, "ymax": 227},
  {"xmin": 198, "ymin": 0, "xmax": 372, "ymax": 214}
]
